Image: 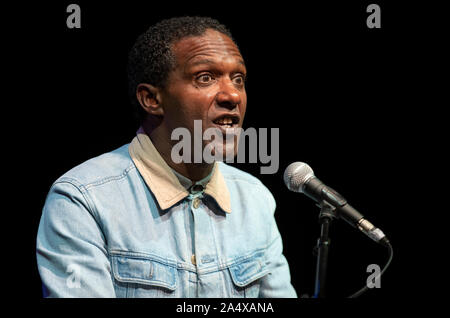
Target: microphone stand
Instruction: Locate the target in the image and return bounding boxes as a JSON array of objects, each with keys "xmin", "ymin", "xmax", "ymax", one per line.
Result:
[{"xmin": 313, "ymin": 200, "xmax": 337, "ymax": 298}]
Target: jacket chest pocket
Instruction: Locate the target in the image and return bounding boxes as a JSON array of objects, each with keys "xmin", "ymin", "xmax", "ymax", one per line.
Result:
[
  {"xmin": 228, "ymin": 257, "xmax": 269, "ymax": 298},
  {"xmin": 110, "ymin": 251, "xmax": 177, "ymax": 298}
]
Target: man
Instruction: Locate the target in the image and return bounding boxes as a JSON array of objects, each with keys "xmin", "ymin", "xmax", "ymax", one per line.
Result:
[{"xmin": 36, "ymin": 16, "xmax": 297, "ymax": 298}]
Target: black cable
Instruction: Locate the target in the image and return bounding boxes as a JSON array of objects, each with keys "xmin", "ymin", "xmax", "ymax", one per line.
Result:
[{"xmin": 348, "ymin": 240, "xmax": 394, "ymax": 298}]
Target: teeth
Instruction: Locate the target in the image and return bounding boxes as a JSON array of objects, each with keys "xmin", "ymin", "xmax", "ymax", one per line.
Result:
[{"xmin": 216, "ymin": 117, "xmax": 234, "ymax": 125}]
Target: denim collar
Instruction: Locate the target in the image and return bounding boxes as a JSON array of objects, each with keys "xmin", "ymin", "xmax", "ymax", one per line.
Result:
[{"xmin": 128, "ymin": 130, "xmax": 231, "ymax": 213}]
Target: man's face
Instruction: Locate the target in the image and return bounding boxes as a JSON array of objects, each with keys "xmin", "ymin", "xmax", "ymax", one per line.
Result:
[{"xmin": 160, "ymin": 29, "xmax": 247, "ymax": 160}]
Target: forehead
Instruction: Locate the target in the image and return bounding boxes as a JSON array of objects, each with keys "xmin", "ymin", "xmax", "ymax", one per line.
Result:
[{"xmin": 171, "ymin": 29, "xmax": 244, "ymax": 67}]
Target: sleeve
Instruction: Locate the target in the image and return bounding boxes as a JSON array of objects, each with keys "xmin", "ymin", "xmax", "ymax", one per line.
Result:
[
  {"xmin": 36, "ymin": 180, "xmax": 116, "ymax": 297},
  {"xmin": 258, "ymin": 188, "xmax": 298, "ymax": 298}
]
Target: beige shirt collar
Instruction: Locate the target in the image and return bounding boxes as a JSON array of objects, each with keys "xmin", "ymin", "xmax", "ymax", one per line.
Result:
[
  {"xmin": 171, "ymin": 166, "xmax": 213, "ymax": 192},
  {"xmin": 128, "ymin": 131, "xmax": 231, "ymax": 213}
]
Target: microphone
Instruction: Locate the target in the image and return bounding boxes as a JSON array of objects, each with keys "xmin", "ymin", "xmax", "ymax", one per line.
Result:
[{"xmin": 284, "ymin": 162, "xmax": 389, "ymax": 246}]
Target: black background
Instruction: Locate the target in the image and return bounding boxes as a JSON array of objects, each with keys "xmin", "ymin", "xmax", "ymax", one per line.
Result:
[{"xmin": 18, "ymin": 0, "xmax": 445, "ymax": 307}]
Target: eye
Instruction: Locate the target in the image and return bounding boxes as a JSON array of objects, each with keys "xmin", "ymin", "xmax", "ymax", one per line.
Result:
[
  {"xmin": 196, "ymin": 73, "xmax": 214, "ymax": 84},
  {"xmin": 232, "ymin": 74, "xmax": 246, "ymax": 86}
]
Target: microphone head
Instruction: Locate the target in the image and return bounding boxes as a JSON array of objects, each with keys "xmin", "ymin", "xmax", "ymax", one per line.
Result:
[{"xmin": 283, "ymin": 162, "xmax": 315, "ymax": 193}]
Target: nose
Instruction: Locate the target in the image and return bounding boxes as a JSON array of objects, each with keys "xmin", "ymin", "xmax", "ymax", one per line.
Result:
[{"xmin": 215, "ymin": 81, "xmax": 241, "ymax": 110}]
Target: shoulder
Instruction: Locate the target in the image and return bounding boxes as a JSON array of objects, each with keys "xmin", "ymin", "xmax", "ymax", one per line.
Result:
[{"xmin": 53, "ymin": 144, "xmax": 135, "ymax": 190}]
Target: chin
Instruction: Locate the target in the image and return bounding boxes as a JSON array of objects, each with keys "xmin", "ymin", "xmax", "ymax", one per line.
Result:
[{"xmin": 206, "ymin": 140, "xmax": 238, "ymax": 163}]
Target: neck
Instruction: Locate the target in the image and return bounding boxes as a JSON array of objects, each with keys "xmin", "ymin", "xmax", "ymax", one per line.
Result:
[{"xmin": 143, "ymin": 123, "xmax": 214, "ymax": 182}]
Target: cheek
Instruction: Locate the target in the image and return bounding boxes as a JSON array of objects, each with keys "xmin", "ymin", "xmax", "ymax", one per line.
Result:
[
  {"xmin": 240, "ymin": 92, "xmax": 247, "ymax": 115},
  {"xmin": 164, "ymin": 88, "xmax": 213, "ymax": 127},
  {"xmin": 234, "ymin": 91, "xmax": 247, "ymax": 126}
]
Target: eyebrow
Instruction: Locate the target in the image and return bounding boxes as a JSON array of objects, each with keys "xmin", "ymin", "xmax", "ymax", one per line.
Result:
[{"xmin": 188, "ymin": 58, "xmax": 246, "ymax": 68}]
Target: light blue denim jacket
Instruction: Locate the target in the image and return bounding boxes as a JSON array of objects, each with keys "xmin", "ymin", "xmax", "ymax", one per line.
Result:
[{"xmin": 36, "ymin": 133, "xmax": 297, "ymax": 298}]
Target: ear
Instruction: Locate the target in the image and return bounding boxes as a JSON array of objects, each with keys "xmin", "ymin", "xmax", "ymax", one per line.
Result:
[{"xmin": 136, "ymin": 83, "xmax": 164, "ymax": 116}]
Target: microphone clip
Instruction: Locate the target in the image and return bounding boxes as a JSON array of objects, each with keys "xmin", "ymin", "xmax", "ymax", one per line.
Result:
[{"xmin": 316, "ymin": 201, "xmax": 338, "ymax": 222}]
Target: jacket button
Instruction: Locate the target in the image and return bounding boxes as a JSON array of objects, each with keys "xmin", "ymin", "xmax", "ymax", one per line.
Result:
[
  {"xmin": 191, "ymin": 254, "xmax": 197, "ymax": 265},
  {"xmin": 193, "ymin": 198, "xmax": 200, "ymax": 209}
]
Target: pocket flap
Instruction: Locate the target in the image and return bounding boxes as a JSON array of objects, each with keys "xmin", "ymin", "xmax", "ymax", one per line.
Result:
[
  {"xmin": 229, "ymin": 257, "xmax": 269, "ymax": 287},
  {"xmin": 111, "ymin": 252, "xmax": 177, "ymax": 290}
]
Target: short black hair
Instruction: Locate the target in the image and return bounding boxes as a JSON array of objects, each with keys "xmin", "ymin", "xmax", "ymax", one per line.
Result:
[{"xmin": 127, "ymin": 16, "xmax": 236, "ymax": 124}]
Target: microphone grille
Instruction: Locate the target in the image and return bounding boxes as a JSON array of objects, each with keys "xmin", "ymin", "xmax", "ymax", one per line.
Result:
[{"xmin": 283, "ymin": 162, "xmax": 314, "ymax": 192}]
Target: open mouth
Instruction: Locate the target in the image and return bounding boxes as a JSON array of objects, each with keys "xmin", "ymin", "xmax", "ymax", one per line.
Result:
[{"xmin": 212, "ymin": 115, "xmax": 240, "ymax": 129}]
